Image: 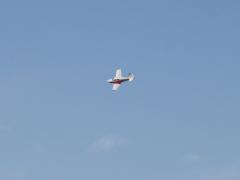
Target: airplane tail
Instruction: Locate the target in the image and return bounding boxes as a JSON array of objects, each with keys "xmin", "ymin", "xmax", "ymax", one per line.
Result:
[{"xmin": 128, "ymin": 73, "xmax": 135, "ymax": 82}]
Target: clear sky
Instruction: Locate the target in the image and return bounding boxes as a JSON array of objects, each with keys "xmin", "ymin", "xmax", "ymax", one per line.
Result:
[{"xmin": 0, "ymin": 0, "xmax": 240, "ymax": 179}]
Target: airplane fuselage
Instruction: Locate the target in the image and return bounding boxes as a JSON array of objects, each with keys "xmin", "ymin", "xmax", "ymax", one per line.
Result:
[{"xmin": 108, "ymin": 78, "xmax": 129, "ymax": 84}]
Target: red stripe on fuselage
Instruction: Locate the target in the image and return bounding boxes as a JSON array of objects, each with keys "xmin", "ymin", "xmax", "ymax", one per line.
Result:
[
  {"xmin": 109, "ymin": 79, "xmax": 129, "ymax": 84},
  {"xmin": 109, "ymin": 79, "xmax": 123, "ymax": 84}
]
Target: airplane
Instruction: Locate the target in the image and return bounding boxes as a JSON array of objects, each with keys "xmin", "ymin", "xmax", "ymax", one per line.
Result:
[{"xmin": 107, "ymin": 69, "xmax": 135, "ymax": 91}]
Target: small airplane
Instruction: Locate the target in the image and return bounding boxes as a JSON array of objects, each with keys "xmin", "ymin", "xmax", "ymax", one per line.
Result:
[{"xmin": 107, "ymin": 69, "xmax": 135, "ymax": 91}]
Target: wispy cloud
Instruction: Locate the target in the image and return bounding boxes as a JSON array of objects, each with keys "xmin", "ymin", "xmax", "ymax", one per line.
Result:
[
  {"xmin": 201, "ymin": 168, "xmax": 240, "ymax": 180},
  {"xmin": 33, "ymin": 142, "xmax": 46, "ymax": 153},
  {"xmin": 90, "ymin": 134, "xmax": 128, "ymax": 152},
  {"xmin": 184, "ymin": 153, "xmax": 202, "ymax": 163},
  {"xmin": 0, "ymin": 124, "xmax": 12, "ymax": 134}
]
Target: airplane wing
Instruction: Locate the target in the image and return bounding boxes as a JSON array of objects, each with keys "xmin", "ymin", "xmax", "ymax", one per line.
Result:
[
  {"xmin": 115, "ymin": 69, "xmax": 122, "ymax": 79},
  {"xmin": 112, "ymin": 84, "xmax": 121, "ymax": 91}
]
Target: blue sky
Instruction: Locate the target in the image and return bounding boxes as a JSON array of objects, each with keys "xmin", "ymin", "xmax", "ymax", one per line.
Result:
[{"xmin": 0, "ymin": 0, "xmax": 240, "ymax": 179}]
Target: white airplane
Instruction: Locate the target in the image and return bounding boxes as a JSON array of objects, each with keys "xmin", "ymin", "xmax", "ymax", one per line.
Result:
[{"xmin": 107, "ymin": 69, "xmax": 135, "ymax": 91}]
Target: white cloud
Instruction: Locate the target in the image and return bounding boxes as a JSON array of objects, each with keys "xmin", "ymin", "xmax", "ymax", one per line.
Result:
[{"xmin": 90, "ymin": 134, "xmax": 128, "ymax": 152}]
